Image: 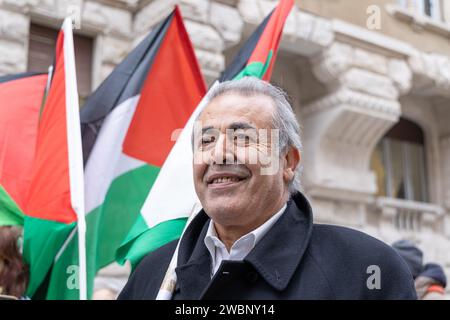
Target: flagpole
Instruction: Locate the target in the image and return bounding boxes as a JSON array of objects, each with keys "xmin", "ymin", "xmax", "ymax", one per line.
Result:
[
  {"xmin": 155, "ymin": 202, "xmax": 200, "ymax": 300},
  {"xmin": 45, "ymin": 65, "xmax": 53, "ymax": 96},
  {"xmin": 76, "ymin": 206, "xmax": 87, "ymax": 301},
  {"xmin": 62, "ymin": 17, "xmax": 87, "ymax": 300}
]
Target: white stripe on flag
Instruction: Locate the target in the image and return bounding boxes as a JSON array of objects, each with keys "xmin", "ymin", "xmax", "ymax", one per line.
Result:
[
  {"xmin": 84, "ymin": 95, "xmax": 145, "ymax": 213},
  {"xmin": 140, "ymin": 82, "xmax": 216, "ymax": 229}
]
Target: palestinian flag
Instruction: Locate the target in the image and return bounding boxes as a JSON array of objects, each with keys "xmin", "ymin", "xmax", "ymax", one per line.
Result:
[
  {"xmin": 220, "ymin": 0, "xmax": 293, "ymax": 81},
  {"xmin": 23, "ymin": 18, "xmax": 86, "ymax": 299},
  {"xmin": 60, "ymin": 6, "xmax": 206, "ymax": 299},
  {"xmin": 0, "ymin": 72, "xmax": 48, "ymax": 227},
  {"xmin": 117, "ymin": 0, "xmax": 294, "ymax": 269}
]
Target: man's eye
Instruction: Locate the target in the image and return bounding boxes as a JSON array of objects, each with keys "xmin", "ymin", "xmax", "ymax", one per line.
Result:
[
  {"xmin": 234, "ymin": 133, "xmax": 250, "ymax": 143},
  {"xmin": 201, "ymin": 136, "xmax": 215, "ymax": 145}
]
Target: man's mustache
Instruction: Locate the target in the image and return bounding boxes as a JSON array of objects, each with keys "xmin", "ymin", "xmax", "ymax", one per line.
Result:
[{"xmin": 203, "ymin": 164, "xmax": 251, "ymax": 183}]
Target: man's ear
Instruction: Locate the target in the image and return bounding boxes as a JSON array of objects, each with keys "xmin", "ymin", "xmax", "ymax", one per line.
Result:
[{"xmin": 283, "ymin": 147, "xmax": 301, "ymax": 183}]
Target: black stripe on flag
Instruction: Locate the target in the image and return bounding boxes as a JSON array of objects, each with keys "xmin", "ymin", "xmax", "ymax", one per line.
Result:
[{"xmin": 0, "ymin": 72, "xmax": 45, "ymax": 84}]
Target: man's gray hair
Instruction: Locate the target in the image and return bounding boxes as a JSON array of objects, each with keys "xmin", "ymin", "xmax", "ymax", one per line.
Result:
[{"xmin": 203, "ymin": 77, "xmax": 302, "ymax": 193}]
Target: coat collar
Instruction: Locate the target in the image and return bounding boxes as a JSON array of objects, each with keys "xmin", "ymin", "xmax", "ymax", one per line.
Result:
[
  {"xmin": 174, "ymin": 210, "xmax": 211, "ymax": 299},
  {"xmin": 175, "ymin": 192, "xmax": 314, "ymax": 297},
  {"xmin": 244, "ymin": 192, "xmax": 313, "ymax": 291}
]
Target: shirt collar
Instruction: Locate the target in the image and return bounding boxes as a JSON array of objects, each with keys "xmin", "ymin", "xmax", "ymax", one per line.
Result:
[{"xmin": 204, "ymin": 203, "xmax": 287, "ymax": 264}]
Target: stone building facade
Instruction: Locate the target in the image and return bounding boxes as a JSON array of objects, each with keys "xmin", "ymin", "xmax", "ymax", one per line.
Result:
[{"xmin": 1, "ymin": 0, "xmax": 449, "ymax": 297}]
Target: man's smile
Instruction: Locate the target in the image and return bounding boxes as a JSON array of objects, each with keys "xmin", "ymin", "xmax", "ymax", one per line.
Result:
[{"xmin": 205, "ymin": 171, "xmax": 250, "ymax": 190}]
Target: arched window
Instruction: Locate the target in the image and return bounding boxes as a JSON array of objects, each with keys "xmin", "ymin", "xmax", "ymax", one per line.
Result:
[{"xmin": 371, "ymin": 118, "xmax": 428, "ymax": 202}]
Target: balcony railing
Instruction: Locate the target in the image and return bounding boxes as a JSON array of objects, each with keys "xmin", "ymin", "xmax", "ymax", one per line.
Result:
[{"xmin": 376, "ymin": 196, "xmax": 443, "ymax": 233}]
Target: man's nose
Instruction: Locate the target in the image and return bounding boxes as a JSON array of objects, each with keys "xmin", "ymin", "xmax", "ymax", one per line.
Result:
[{"xmin": 211, "ymin": 133, "xmax": 235, "ymax": 165}]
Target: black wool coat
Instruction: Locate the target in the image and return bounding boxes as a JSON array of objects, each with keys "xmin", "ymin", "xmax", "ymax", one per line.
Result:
[{"xmin": 118, "ymin": 192, "xmax": 417, "ymax": 300}]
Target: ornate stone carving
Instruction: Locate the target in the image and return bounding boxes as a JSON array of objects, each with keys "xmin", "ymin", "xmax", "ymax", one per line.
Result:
[
  {"xmin": 301, "ymin": 89, "xmax": 400, "ymax": 196},
  {"xmin": 304, "ymin": 41, "xmax": 408, "ymax": 197},
  {"xmin": 302, "ymin": 87, "xmax": 400, "ymax": 118},
  {"xmin": 388, "ymin": 58, "xmax": 412, "ymax": 95},
  {"xmin": 312, "ymin": 42, "xmax": 403, "ymax": 100},
  {"xmin": 409, "ymin": 50, "xmax": 450, "ymax": 97},
  {"xmin": 312, "ymin": 42, "xmax": 353, "ymax": 84},
  {"xmin": 304, "ymin": 14, "xmax": 334, "ymax": 49},
  {"xmin": 342, "ymin": 68, "xmax": 398, "ymax": 100}
]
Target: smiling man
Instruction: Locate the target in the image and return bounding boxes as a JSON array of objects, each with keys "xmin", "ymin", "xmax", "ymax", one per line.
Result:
[{"xmin": 118, "ymin": 77, "xmax": 417, "ymax": 300}]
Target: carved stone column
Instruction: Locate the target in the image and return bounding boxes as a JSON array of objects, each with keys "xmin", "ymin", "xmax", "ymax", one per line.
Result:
[
  {"xmin": 303, "ymin": 42, "xmax": 409, "ymax": 196},
  {"xmin": 301, "ymin": 42, "xmax": 412, "ymax": 228},
  {"xmin": 408, "ymin": 50, "xmax": 450, "ymax": 97}
]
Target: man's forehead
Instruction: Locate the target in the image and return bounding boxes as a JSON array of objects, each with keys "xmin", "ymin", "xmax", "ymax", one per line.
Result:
[{"xmin": 199, "ymin": 93, "xmax": 275, "ymax": 127}]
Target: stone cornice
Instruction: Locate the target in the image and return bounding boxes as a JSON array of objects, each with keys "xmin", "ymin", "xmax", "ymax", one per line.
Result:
[{"xmin": 302, "ymin": 87, "xmax": 401, "ymax": 119}]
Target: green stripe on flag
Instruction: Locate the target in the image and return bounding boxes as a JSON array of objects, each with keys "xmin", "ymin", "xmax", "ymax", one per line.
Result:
[
  {"xmin": 32, "ymin": 163, "xmax": 160, "ymax": 299},
  {"xmin": 0, "ymin": 184, "xmax": 25, "ymax": 226},
  {"xmin": 234, "ymin": 50, "xmax": 273, "ymax": 80},
  {"xmin": 42, "ymin": 215, "xmax": 186, "ymax": 299},
  {"xmin": 87, "ymin": 163, "xmax": 160, "ymax": 267},
  {"xmin": 117, "ymin": 215, "xmax": 187, "ymax": 269},
  {"xmin": 23, "ymin": 216, "xmax": 76, "ymax": 297}
]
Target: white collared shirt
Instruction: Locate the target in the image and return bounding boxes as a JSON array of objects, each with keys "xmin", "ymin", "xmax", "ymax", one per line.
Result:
[{"xmin": 204, "ymin": 203, "xmax": 287, "ymax": 277}]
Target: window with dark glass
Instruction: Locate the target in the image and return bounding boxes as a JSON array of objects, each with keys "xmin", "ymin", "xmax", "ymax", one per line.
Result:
[
  {"xmin": 425, "ymin": 0, "xmax": 433, "ymax": 16},
  {"xmin": 27, "ymin": 23, "xmax": 93, "ymax": 100},
  {"xmin": 398, "ymin": 0, "xmax": 443, "ymax": 21},
  {"xmin": 371, "ymin": 118, "xmax": 428, "ymax": 202}
]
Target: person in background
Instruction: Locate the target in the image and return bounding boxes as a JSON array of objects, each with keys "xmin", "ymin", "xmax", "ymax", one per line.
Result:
[
  {"xmin": 415, "ymin": 263, "xmax": 447, "ymax": 300},
  {"xmin": 92, "ymin": 262, "xmax": 130, "ymax": 300},
  {"xmin": 0, "ymin": 226, "xmax": 29, "ymax": 299},
  {"xmin": 392, "ymin": 239, "xmax": 424, "ymax": 279}
]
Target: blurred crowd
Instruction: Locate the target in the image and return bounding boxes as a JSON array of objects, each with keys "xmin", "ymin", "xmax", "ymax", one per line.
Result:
[{"xmin": 392, "ymin": 239, "xmax": 448, "ymax": 300}]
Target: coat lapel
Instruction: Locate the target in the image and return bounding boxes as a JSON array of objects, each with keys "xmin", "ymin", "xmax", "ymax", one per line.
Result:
[
  {"xmin": 175, "ymin": 211, "xmax": 212, "ymax": 299},
  {"xmin": 244, "ymin": 192, "xmax": 314, "ymax": 291}
]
